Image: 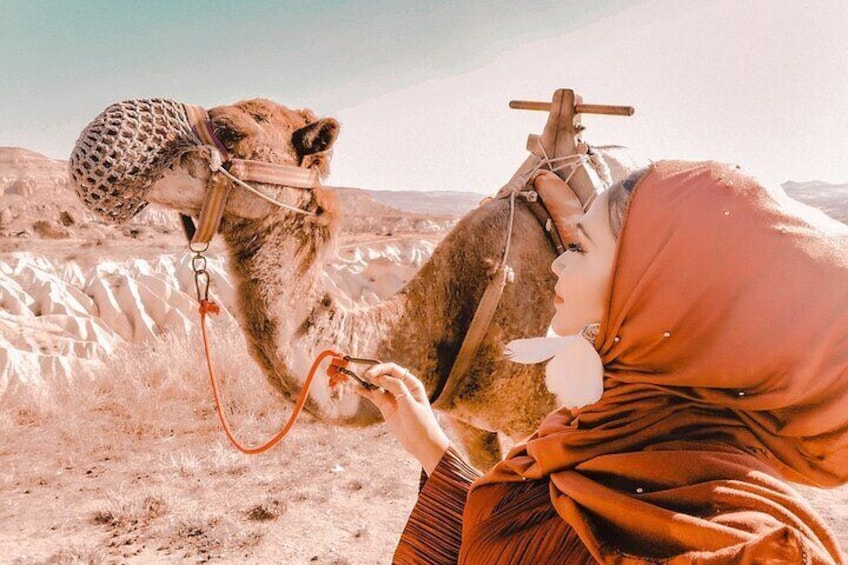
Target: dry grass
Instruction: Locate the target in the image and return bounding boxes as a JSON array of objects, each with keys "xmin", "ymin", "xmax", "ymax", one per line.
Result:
[
  {"xmin": 0, "ymin": 321, "xmax": 419, "ymax": 564},
  {"xmin": 2, "ymin": 254, "xmax": 846, "ymax": 562}
]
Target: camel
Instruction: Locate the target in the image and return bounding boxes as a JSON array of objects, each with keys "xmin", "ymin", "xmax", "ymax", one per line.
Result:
[{"xmin": 77, "ymin": 98, "xmax": 644, "ymax": 469}]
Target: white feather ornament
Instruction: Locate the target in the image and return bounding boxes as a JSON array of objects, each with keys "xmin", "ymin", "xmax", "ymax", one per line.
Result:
[
  {"xmin": 505, "ymin": 331, "xmax": 604, "ymax": 409},
  {"xmin": 543, "ymin": 337, "xmax": 604, "ymax": 408},
  {"xmin": 504, "ymin": 336, "xmax": 577, "ymax": 364}
]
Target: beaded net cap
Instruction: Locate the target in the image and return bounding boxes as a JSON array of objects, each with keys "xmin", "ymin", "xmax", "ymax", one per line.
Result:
[{"xmin": 69, "ymin": 98, "xmax": 199, "ymax": 223}]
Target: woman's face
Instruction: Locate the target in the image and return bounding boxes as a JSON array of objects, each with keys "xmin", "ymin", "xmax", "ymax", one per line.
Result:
[{"xmin": 550, "ymin": 190, "xmax": 618, "ymax": 336}]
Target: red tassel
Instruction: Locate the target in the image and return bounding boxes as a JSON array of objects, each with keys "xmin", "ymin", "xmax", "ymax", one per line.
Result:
[
  {"xmin": 199, "ymin": 299, "xmax": 220, "ymax": 316},
  {"xmin": 326, "ymin": 357, "xmax": 351, "ymax": 389}
]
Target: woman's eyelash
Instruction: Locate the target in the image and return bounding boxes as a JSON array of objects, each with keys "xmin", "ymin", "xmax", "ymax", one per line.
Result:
[{"xmin": 567, "ymin": 242, "xmax": 586, "ymax": 254}]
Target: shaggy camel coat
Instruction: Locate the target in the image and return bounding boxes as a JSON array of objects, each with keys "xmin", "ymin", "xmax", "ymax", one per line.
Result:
[{"xmin": 395, "ymin": 161, "xmax": 848, "ymax": 564}]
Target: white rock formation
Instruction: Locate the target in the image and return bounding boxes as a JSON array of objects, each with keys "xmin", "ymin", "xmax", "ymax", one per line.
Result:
[{"xmin": 0, "ymin": 238, "xmax": 436, "ymax": 395}]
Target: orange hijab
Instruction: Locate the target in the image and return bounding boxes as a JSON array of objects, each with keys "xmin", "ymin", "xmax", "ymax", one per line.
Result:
[{"xmin": 474, "ymin": 161, "xmax": 848, "ymax": 563}]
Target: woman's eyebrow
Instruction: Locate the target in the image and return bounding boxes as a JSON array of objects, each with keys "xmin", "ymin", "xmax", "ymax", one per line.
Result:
[{"xmin": 577, "ymin": 222, "xmax": 594, "ymax": 244}]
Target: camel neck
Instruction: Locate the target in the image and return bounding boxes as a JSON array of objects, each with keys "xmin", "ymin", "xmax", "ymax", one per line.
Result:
[
  {"xmin": 218, "ymin": 214, "xmax": 452, "ymax": 408},
  {"xmin": 220, "ymin": 214, "xmax": 334, "ymax": 397}
]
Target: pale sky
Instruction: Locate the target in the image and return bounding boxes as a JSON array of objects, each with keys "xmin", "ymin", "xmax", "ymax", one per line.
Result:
[{"xmin": 2, "ymin": 0, "xmax": 846, "ymax": 191}]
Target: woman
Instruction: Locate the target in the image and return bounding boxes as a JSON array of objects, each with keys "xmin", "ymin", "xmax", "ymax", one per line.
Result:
[{"xmin": 356, "ymin": 160, "xmax": 848, "ymax": 564}]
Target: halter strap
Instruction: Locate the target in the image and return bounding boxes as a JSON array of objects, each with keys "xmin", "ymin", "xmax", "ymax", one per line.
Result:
[
  {"xmin": 184, "ymin": 104, "xmax": 230, "ymax": 163},
  {"xmin": 182, "ymin": 104, "xmax": 321, "ymax": 246},
  {"xmin": 229, "ymin": 159, "xmax": 320, "ymax": 190}
]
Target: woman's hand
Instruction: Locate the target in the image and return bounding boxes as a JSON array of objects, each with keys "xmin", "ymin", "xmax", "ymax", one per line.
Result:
[{"xmin": 354, "ymin": 363, "xmax": 450, "ymax": 475}]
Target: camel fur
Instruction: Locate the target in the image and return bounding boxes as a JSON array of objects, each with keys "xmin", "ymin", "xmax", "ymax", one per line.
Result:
[{"xmin": 142, "ymin": 98, "xmax": 644, "ymax": 469}]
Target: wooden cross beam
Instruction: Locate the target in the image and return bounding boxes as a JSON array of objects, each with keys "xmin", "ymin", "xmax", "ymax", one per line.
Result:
[{"xmin": 504, "ymin": 88, "xmax": 634, "ymax": 207}]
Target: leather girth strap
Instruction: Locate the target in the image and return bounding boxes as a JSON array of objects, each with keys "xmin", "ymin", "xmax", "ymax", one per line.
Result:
[
  {"xmin": 430, "ymin": 190, "xmax": 565, "ymax": 410},
  {"xmin": 431, "ymin": 263, "xmax": 513, "ymax": 410},
  {"xmin": 517, "ymin": 191, "xmax": 567, "ymax": 255}
]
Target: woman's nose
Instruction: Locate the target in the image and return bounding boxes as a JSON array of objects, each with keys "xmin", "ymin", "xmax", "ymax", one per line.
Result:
[{"xmin": 551, "ymin": 252, "xmax": 569, "ymax": 275}]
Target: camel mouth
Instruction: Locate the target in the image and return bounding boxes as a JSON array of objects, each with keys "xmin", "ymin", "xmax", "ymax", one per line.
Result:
[
  {"xmin": 303, "ymin": 385, "xmax": 382, "ymax": 426},
  {"xmin": 70, "ymin": 98, "xmax": 201, "ymax": 224}
]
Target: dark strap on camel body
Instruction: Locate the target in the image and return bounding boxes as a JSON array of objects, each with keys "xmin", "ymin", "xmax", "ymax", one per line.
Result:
[{"xmin": 430, "ymin": 189, "xmax": 566, "ymax": 409}]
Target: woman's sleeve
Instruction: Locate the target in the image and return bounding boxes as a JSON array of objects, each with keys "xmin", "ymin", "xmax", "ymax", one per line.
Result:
[{"xmin": 393, "ymin": 446, "xmax": 482, "ymax": 565}]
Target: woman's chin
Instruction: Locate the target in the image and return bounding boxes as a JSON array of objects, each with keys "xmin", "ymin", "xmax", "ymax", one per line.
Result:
[{"xmin": 550, "ymin": 317, "xmax": 581, "ymax": 337}]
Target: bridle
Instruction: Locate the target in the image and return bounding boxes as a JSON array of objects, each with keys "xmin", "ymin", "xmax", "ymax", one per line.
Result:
[
  {"xmin": 178, "ymin": 105, "xmax": 347, "ymax": 455},
  {"xmin": 180, "ymin": 104, "xmax": 324, "ymax": 249}
]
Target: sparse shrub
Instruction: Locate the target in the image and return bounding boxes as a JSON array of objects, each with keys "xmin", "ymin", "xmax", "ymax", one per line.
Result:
[
  {"xmin": 13, "ymin": 545, "xmax": 107, "ymax": 564},
  {"xmin": 32, "ymin": 220, "xmax": 69, "ymax": 239},
  {"xmin": 58, "ymin": 211, "xmax": 76, "ymax": 226},
  {"xmin": 244, "ymin": 498, "xmax": 286, "ymax": 521},
  {"xmin": 90, "ymin": 492, "xmax": 169, "ymax": 532}
]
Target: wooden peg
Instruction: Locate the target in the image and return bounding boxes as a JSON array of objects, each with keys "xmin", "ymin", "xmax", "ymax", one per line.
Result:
[
  {"xmin": 497, "ymin": 88, "xmax": 634, "ymax": 207},
  {"xmin": 509, "ymin": 100, "xmax": 634, "ymax": 116},
  {"xmin": 530, "ymin": 89, "xmax": 626, "ymax": 206}
]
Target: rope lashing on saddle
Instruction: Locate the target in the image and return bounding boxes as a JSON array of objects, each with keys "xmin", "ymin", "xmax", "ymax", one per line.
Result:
[
  {"xmin": 431, "ymin": 140, "xmax": 609, "ymax": 409},
  {"xmin": 514, "ymin": 138, "xmax": 611, "ymax": 253},
  {"xmin": 526, "ymin": 136, "xmax": 611, "ymax": 212}
]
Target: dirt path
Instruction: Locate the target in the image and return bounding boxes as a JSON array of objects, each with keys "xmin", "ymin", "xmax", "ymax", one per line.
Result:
[
  {"xmin": 1, "ymin": 412, "xmax": 421, "ymax": 564},
  {"xmin": 2, "ymin": 402, "xmax": 847, "ymax": 564}
]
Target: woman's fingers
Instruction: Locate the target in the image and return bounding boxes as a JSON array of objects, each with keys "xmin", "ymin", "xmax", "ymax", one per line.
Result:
[
  {"xmin": 353, "ymin": 384, "xmax": 396, "ymax": 414},
  {"xmin": 364, "ymin": 363, "xmax": 428, "ymax": 404},
  {"xmin": 363, "ymin": 362, "xmax": 403, "ymax": 382},
  {"xmin": 394, "ymin": 368, "xmax": 428, "ymax": 404},
  {"xmin": 374, "ymin": 375, "xmax": 413, "ymax": 401}
]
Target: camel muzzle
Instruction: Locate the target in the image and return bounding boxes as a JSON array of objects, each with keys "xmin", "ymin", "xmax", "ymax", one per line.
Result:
[
  {"xmin": 69, "ymin": 98, "xmax": 201, "ymax": 224},
  {"xmin": 70, "ymin": 98, "xmax": 324, "ymax": 245}
]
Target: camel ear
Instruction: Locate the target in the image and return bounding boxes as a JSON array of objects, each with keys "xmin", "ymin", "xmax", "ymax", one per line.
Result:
[{"xmin": 292, "ymin": 118, "xmax": 340, "ymax": 156}]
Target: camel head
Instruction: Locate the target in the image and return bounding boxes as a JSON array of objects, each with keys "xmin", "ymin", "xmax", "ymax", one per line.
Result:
[
  {"xmin": 70, "ymin": 97, "xmax": 340, "ymax": 225},
  {"xmin": 70, "ymin": 98, "xmax": 379, "ymax": 424}
]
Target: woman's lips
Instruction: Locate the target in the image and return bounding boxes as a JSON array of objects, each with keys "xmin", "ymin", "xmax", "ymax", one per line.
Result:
[{"xmin": 554, "ymin": 295, "xmax": 564, "ymax": 304}]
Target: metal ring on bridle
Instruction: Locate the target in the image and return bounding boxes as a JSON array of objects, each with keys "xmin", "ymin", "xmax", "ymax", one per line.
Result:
[
  {"xmin": 191, "ymin": 254, "xmax": 208, "ymax": 273},
  {"xmin": 194, "ymin": 270, "xmax": 211, "ymax": 301},
  {"xmin": 190, "ymin": 241, "xmax": 210, "ymax": 254}
]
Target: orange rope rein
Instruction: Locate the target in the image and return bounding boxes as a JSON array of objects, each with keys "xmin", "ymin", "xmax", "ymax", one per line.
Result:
[{"xmin": 199, "ymin": 298, "xmax": 341, "ymax": 455}]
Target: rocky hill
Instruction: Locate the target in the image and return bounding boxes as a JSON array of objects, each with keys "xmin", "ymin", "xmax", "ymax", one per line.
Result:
[
  {"xmin": 3, "ymin": 147, "xmax": 846, "ymax": 246},
  {"xmin": 782, "ymin": 180, "xmax": 848, "ymax": 224}
]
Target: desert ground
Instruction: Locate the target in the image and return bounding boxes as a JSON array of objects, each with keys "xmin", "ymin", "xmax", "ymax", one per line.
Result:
[
  {"xmin": 0, "ymin": 233, "xmax": 441, "ymax": 565},
  {"xmin": 2, "ymin": 147, "xmax": 848, "ymax": 563}
]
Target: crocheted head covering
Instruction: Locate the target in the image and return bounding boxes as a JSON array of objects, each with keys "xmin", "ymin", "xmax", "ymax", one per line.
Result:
[
  {"xmin": 473, "ymin": 161, "xmax": 848, "ymax": 563},
  {"xmin": 69, "ymin": 98, "xmax": 197, "ymax": 223}
]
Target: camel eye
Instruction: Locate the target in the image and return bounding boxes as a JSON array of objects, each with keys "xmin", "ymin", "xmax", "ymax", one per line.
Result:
[
  {"xmin": 214, "ymin": 125, "xmax": 246, "ymax": 147},
  {"xmin": 250, "ymin": 112, "xmax": 268, "ymax": 123}
]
